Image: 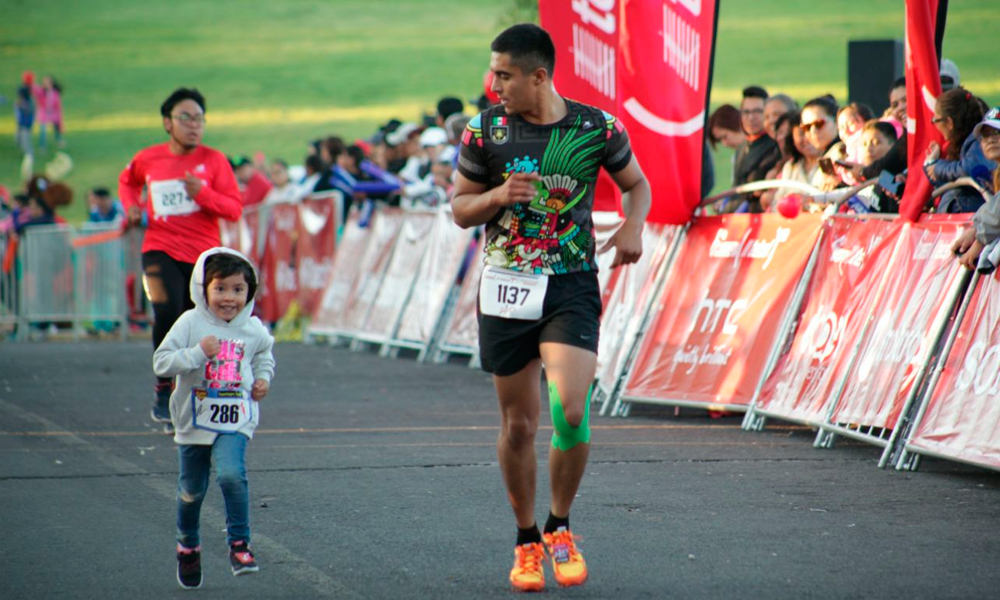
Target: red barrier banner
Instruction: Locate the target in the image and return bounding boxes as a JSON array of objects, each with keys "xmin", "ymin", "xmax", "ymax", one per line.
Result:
[
  {"xmin": 831, "ymin": 218, "xmax": 967, "ymax": 428},
  {"xmin": 754, "ymin": 218, "xmax": 903, "ymax": 424},
  {"xmin": 312, "ymin": 211, "xmax": 371, "ymax": 333},
  {"xmin": 363, "ymin": 211, "xmax": 437, "ymax": 341},
  {"xmin": 623, "ymin": 213, "xmax": 822, "ymax": 408},
  {"xmin": 441, "ymin": 235, "xmax": 485, "ymax": 352},
  {"xmin": 396, "ymin": 207, "xmax": 476, "ymax": 345},
  {"xmin": 257, "ymin": 203, "xmax": 300, "ymax": 322},
  {"xmin": 907, "ymin": 270, "xmax": 1000, "ymax": 470},
  {"xmin": 595, "ymin": 223, "xmax": 679, "ymax": 396},
  {"xmin": 297, "ymin": 195, "xmax": 339, "ymax": 318},
  {"xmin": 339, "ymin": 208, "xmax": 406, "ymax": 333}
]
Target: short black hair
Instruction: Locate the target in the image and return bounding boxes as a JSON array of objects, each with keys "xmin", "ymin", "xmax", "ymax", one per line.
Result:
[
  {"xmin": 304, "ymin": 154, "xmax": 324, "ymax": 175},
  {"xmin": 891, "ymin": 77, "xmax": 906, "ymax": 91},
  {"xmin": 203, "ymin": 253, "xmax": 257, "ymax": 302},
  {"xmin": 160, "ymin": 88, "xmax": 205, "ymax": 118},
  {"xmin": 437, "ymin": 97, "xmax": 464, "ymax": 120},
  {"xmin": 345, "ymin": 145, "xmax": 366, "ymax": 167},
  {"xmin": 91, "ymin": 187, "xmax": 111, "ymax": 199},
  {"xmin": 491, "ymin": 24, "xmax": 556, "ymax": 77},
  {"xmin": 742, "ymin": 86, "xmax": 769, "ymax": 101}
]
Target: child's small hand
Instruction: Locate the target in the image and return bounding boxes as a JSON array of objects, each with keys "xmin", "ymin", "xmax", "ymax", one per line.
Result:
[
  {"xmin": 200, "ymin": 335, "xmax": 220, "ymax": 358},
  {"xmin": 251, "ymin": 379, "xmax": 269, "ymax": 401}
]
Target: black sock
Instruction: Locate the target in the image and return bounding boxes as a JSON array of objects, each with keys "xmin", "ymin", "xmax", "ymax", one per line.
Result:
[
  {"xmin": 544, "ymin": 512, "xmax": 569, "ymax": 534},
  {"xmin": 516, "ymin": 524, "xmax": 542, "ymax": 546}
]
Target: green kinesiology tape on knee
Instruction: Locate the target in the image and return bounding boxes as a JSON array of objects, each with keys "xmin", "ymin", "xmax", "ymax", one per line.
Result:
[{"xmin": 549, "ymin": 381, "xmax": 592, "ymax": 451}]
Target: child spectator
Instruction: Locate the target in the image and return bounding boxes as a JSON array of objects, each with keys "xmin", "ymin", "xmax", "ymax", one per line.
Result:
[
  {"xmin": 262, "ymin": 160, "xmax": 301, "ymax": 205},
  {"xmin": 925, "ymin": 87, "xmax": 993, "ymax": 213},
  {"xmin": 153, "ymin": 247, "xmax": 274, "ymax": 590},
  {"xmin": 809, "ymin": 120, "xmax": 899, "ymax": 213},
  {"xmin": 34, "ymin": 75, "xmax": 64, "ymax": 150},
  {"xmin": 87, "ymin": 187, "xmax": 124, "ymax": 223},
  {"xmin": 837, "ymin": 102, "xmax": 873, "ymax": 163}
]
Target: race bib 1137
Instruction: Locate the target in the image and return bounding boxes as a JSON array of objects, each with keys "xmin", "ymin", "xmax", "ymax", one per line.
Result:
[{"xmin": 479, "ymin": 266, "xmax": 548, "ymax": 320}]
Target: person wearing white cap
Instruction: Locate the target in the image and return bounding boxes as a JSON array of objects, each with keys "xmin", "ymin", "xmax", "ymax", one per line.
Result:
[{"xmin": 952, "ymin": 107, "xmax": 1000, "ymax": 269}]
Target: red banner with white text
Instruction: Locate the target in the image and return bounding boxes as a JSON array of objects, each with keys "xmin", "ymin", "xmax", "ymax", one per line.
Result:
[
  {"xmin": 540, "ymin": 0, "xmax": 718, "ymax": 222},
  {"xmin": 907, "ymin": 270, "xmax": 1000, "ymax": 470},
  {"xmin": 258, "ymin": 203, "xmax": 300, "ymax": 322},
  {"xmin": 831, "ymin": 217, "xmax": 967, "ymax": 429},
  {"xmin": 297, "ymin": 195, "xmax": 339, "ymax": 318},
  {"xmin": 622, "ymin": 213, "xmax": 822, "ymax": 408},
  {"xmin": 754, "ymin": 218, "xmax": 903, "ymax": 424}
]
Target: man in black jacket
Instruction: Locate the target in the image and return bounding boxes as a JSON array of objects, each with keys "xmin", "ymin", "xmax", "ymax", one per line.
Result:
[{"xmin": 723, "ymin": 86, "xmax": 781, "ymax": 213}]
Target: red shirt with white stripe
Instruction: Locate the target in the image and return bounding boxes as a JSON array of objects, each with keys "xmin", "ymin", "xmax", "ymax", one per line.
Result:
[{"xmin": 119, "ymin": 143, "xmax": 242, "ymax": 264}]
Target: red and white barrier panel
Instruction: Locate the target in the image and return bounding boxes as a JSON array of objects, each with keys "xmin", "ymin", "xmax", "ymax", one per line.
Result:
[
  {"xmin": 311, "ymin": 210, "xmax": 373, "ymax": 335},
  {"xmin": 621, "ymin": 213, "xmax": 823, "ymax": 410},
  {"xmin": 394, "ymin": 206, "xmax": 476, "ymax": 349},
  {"xmin": 823, "ymin": 217, "xmax": 968, "ymax": 440},
  {"xmin": 594, "ymin": 224, "xmax": 681, "ymax": 401},
  {"xmin": 901, "ymin": 269, "xmax": 1000, "ymax": 472},
  {"xmin": 749, "ymin": 218, "xmax": 903, "ymax": 426},
  {"xmin": 338, "ymin": 207, "xmax": 406, "ymax": 335},
  {"xmin": 437, "ymin": 235, "xmax": 485, "ymax": 357},
  {"xmin": 297, "ymin": 194, "xmax": 341, "ymax": 318},
  {"xmin": 257, "ymin": 203, "xmax": 300, "ymax": 323},
  {"xmin": 358, "ymin": 211, "xmax": 437, "ymax": 343}
]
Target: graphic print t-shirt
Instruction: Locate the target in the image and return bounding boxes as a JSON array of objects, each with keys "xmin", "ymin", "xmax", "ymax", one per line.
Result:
[{"xmin": 458, "ymin": 100, "xmax": 632, "ymax": 275}]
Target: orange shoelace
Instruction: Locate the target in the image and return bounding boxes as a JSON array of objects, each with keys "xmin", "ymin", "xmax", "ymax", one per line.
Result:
[{"xmin": 514, "ymin": 544, "xmax": 544, "ymax": 572}]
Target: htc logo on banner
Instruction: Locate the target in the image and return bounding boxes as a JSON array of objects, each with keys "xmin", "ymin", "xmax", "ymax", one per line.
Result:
[
  {"xmin": 571, "ymin": 0, "xmax": 616, "ymax": 101},
  {"xmin": 663, "ymin": 0, "xmax": 702, "ymax": 93},
  {"xmin": 693, "ymin": 297, "xmax": 748, "ymax": 336}
]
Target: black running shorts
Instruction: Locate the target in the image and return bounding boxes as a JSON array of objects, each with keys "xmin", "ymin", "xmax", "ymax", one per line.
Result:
[{"xmin": 477, "ymin": 271, "xmax": 602, "ymax": 376}]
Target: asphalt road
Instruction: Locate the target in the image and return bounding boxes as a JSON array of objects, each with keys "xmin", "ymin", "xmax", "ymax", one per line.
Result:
[{"xmin": 1, "ymin": 341, "xmax": 997, "ymax": 599}]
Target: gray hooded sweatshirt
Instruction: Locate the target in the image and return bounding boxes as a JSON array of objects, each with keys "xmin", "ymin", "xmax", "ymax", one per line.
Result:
[{"xmin": 153, "ymin": 247, "xmax": 275, "ymax": 446}]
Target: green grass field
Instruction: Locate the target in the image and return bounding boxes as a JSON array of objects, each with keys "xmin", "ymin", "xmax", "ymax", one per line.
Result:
[{"xmin": 2, "ymin": 0, "xmax": 998, "ymax": 221}]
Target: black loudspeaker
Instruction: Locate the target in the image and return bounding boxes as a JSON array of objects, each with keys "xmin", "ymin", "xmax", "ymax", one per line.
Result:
[{"xmin": 847, "ymin": 40, "xmax": 904, "ymax": 118}]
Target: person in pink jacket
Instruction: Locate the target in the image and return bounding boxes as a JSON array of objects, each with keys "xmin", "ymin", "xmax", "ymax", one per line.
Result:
[{"xmin": 33, "ymin": 75, "xmax": 64, "ymax": 149}]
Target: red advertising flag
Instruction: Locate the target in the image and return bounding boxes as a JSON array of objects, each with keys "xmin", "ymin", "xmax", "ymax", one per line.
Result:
[
  {"xmin": 755, "ymin": 218, "xmax": 903, "ymax": 424},
  {"xmin": 831, "ymin": 217, "xmax": 967, "ymax": 429},
  {"xmin": 899, "ymin": 0, "xmax": 946, "ymax": 221},
  {"xmin": 297, "ymin": 195, "xmax": 338, "ymax": 318},
  {"xmin": 623, "ymin": 213, "xmax": 822, "ymax": 408},
  {"xmin": 539, "ymin": 0, "xmax": 621, "ymax": 213},
  {"xmin": 618, "ymin": 0, "xmax": 717, "ymax": 224},
  {"xmin": 907, "ymin": 270, "xmax": 1000, "ymax": 469}
]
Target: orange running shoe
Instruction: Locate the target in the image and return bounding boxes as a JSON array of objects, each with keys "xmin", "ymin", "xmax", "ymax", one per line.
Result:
[
  {"xmin": 543, "ymin": 528, "xmax": 588, "ymax": 587},
  {"xmin": 509, "ymin": 542, "xmax": 546, "ymax": 592}
]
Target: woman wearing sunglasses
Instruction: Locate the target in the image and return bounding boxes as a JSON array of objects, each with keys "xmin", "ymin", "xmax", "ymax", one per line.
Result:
[{"xmin": 925, "ymin": 87, "xmax": 993, "ymax": 214}]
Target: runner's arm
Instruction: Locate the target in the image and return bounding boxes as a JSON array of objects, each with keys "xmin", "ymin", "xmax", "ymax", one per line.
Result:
[
  {"xmin": 118, "ymin": 159, "xmax": 144, "ymax": 215},
  {"xmin": 610, "ymin": 156, "xmax": 651, "ymax": 231},
  {"xmin": 452, "ymin": 171, "xmax": 540, "ymax": 228},
  {"xmin": 192, "ymin": 156, "xmax": 243, "ymax": 221}
]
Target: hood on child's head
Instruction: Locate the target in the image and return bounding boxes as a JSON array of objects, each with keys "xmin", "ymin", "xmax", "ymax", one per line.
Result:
[{"xmin": 190, "ymin": 247, "xmax": 259, "ymax": 326}]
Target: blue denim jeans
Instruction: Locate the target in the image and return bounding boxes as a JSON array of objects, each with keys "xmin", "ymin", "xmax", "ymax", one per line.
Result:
[{"xmin": 176, "ymin": 433, "xmax": 250, "ymax": 548}]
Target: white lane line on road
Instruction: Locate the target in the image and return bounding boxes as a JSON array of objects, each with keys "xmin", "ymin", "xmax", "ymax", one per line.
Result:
[{"xmin": 0, "ymin": 398, "xmax": 366, "ymax": 600}]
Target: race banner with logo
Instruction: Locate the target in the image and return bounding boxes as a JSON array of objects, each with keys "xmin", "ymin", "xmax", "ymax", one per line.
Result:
[
  {"xmin": 906, "ymin": 269, "xmax": 1000, "ymax": 470},
  {"xmin": 753, "ymin": 218, "xmax": 903, "ymax": 425},
  {"xmin": 830, "ymin": 216, "xmax": 967, "ymax": 429},
  {"xmin": 257, "ymin": 203, "xmax": 300, "ymax": 323},
  {"xmin": 297, "ymin": 194, "xmax": 339, "ymax": 318},
  {"xmin": 395, "ymin": 207, "xmax": 476, "ymax": 345},
  {"xmin": 622, "ymin": 213, "xmax": 822, "ymax": 408},
  {"xmin": 338, "ymin": 208, "xmax": 406, "ymax": 334},
  {"xmin": 311, "ymin": 211, "xmax": 372, "ymax": 334},
  {"xmin": 441, "ymin": 235, "xmax": 486, "ymax": 353},
  {"xmin": 594, "ymin": 223, "xmax": 681, "ymax": 397},
  {"xmin": 540, "ymin": 0, "xmax": 719, "ymax": 223}
]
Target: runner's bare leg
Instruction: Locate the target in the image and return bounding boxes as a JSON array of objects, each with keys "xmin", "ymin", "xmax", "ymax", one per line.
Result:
[
  {"xmin": 540, "ymin": 342, "xmax": 597, "ymax": 518},
  {"xmin": 494, "ymin": 358, "xmax": 544, "ymax": 528}
]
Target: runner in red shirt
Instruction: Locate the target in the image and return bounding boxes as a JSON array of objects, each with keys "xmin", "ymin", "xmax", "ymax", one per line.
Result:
[{"xmin": 119, "ymin": 87, "xmax": 242, "ymax": 427}]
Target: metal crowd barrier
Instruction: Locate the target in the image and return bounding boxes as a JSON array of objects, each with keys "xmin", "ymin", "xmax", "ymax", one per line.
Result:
[{"xmin": 8, "ymin": 223, "xmax": 130, "ymax": 341}]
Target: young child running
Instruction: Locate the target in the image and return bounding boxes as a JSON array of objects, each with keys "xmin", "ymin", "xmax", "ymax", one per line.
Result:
[{"xmin": 153, "ymin": 247, "xmax": 275, "ymax": 590}]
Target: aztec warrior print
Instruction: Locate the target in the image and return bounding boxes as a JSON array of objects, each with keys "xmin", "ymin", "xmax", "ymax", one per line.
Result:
[{"xmin": 458, "ymin": 100, "xmax": 633, "ymax": 275}]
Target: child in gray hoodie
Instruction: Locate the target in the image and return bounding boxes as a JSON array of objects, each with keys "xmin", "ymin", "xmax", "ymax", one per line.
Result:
[{"xmin": 153, "ymin": 247, "xmax": 275, "ymax": 590}]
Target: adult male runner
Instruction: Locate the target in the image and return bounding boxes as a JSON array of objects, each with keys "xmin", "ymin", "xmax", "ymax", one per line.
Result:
[
  {"xmin": 119, "ymin": 88, "xmax": 242, "ymax": 428},
  {"xmin": 452, "ymin": 24, "xmax": 651, "ymax": 592}
]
